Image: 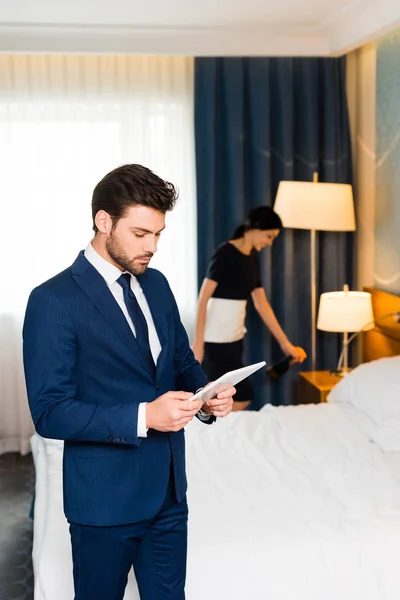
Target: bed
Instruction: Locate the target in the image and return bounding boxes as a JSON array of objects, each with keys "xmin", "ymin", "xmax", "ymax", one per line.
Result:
[{"xmin": 31, "ymin": 288, "xmax": 400, "ymax": 600}]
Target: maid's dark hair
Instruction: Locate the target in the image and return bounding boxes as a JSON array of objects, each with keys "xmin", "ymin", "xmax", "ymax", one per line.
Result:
[{"xmin": 230, "ymin": 206, "xmax": 283, "ymax": 240}]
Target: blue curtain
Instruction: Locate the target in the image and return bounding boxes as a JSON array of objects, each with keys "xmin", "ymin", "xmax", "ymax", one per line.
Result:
[{"xmin": 194, "ymin": 57, "xmax": 354, "ymax": 408}]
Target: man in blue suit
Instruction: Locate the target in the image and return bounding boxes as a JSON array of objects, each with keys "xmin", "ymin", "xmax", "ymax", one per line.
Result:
[{"xmin": 23, "ymin": 164, "xmax": 234, "ymax": 600}]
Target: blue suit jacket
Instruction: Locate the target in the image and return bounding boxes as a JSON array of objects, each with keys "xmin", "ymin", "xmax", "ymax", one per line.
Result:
[{"xmin": 23, "ymin": 251, "xmax": 212, "ymax": 526}]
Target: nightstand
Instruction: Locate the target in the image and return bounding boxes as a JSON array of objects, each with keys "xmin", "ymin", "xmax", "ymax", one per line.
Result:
[{"xmin": 298, "ymin": 370, "xmax": 342, "ymax": 404}]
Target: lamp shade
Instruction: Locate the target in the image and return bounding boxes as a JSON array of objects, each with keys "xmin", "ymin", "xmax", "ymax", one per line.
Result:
[
  {"xmin": 274, "ymin": 181, "xmax": 356, "ymax": 231},
  {"xmin": 317, "ymin": 289, "xmax": 374, "ymax": 333}
]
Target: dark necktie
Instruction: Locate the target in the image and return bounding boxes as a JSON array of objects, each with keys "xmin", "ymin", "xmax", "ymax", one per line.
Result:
[{"xmin": 117, "ymin": 273, "xmax": 155, "ymax": 373}]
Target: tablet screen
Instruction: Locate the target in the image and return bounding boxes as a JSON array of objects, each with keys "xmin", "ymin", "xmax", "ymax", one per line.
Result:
[{"xmin": 190, "ymin": 361, "xmax": 266, "ymax": 404}]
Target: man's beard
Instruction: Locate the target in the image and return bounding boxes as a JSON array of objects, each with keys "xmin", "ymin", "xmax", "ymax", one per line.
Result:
[{"xmin": 106, "ymin": 232, "xmax": 153, "ymax": 276}]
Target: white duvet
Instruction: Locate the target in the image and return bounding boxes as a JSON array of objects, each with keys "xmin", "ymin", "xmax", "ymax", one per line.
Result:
[{"xmin": 32, "ymin": 403, "xmax": 400, "ymax": 600}]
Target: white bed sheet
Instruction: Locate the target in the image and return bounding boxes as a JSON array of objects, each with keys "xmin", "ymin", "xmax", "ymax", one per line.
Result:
[
  {"xmin": 337, "ymin": 403, "xmax": 400, "ymax": 486},
  {"xmin": 30, "ymin": 434, "xmax": 48, "ymax": 600},
  {"xmin": 31, "ymin": 402, "xmax": 400, "ymax": 600},
  {"xmin": 186, "ymin": 404, "xmax": 400, "ymax": 600},
  {"xmin": 31, "ymin": 435, "xmax": 139, "ymax": 600}
]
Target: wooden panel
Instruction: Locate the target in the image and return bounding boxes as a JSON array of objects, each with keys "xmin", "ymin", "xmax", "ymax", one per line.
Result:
[
  {"xmin": 363, "ymin": 329, "xmax": 400, "ymax": 362},
  {"xmin": 298, "ymin": 371, "xmax": 343, "ymax": 404},
  {"xmin": 363, "ymin": 288, "xmax": 400, "ymax": 362},
  {"xmin": 299, "ymin": 371, "xmax": 342, "ymax": 390},
  {"xmin": 298, "ymin": 376, "xmax": 324, "ymax": 404}
]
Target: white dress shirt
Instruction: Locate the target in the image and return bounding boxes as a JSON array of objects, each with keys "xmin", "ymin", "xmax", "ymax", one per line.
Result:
[{"xmin": 84, "ymin": 242, "xmax": 161, "ymax": 438}]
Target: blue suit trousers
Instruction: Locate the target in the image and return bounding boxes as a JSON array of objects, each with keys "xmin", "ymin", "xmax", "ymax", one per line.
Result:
[{"xmin": 69, "ymin": 465, "xmax": 188, "ymax": 600}]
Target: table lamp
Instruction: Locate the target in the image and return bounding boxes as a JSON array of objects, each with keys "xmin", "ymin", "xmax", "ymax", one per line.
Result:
[
  {"xmin": 274, "ymin": 173, "xmax": 356, "ymax": 370},
  {"xmin": 316, "ymin": 285, "xmax": 374, "ymax": 375}
]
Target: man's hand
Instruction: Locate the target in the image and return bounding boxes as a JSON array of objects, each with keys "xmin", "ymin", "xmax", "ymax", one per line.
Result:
[
  {"xmin": 146, "ymin": 392, "xmax": 202, "ymax": 432},
  {"xmin": 202, "ymin": 385, "xmax": 235, "ymax": 418}
]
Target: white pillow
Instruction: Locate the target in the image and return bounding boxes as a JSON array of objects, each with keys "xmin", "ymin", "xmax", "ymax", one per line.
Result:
[{"xmin": 327, "ymin": 356, "xmax": 400, "ymax": 451}]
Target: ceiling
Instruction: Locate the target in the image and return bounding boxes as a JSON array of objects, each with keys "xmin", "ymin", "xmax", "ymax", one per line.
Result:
[{"xmin": 0, "ymin": 0, "xmax": 399, "ymax": 56}]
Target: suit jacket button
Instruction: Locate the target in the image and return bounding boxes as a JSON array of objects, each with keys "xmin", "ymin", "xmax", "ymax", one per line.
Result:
[{"xmin": 155, "ymin": 383, "xmax": 160, "ymax": 390}]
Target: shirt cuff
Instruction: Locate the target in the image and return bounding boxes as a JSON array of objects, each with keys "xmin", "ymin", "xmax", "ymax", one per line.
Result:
[{"xmin": 137, "ymin": 402, "xmax": 148, "ymax": 438}]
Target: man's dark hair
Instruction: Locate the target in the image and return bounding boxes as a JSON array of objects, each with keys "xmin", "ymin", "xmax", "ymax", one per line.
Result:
[{"xmin": 92, "ymin": 164, "xmax": 179, "ymax": 232}]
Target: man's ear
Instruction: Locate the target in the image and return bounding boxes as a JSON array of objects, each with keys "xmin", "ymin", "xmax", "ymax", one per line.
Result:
[{"xmin": 95, "ymin": 210, "xmax": 112, "ymax": 234}]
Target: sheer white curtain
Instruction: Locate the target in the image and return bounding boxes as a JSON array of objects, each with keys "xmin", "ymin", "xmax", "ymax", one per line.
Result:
[{"xmin": 0, "ymin": 54, "xmax": 197, "ymax": 454}]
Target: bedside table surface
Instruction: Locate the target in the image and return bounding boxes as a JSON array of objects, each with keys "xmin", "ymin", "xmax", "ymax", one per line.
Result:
[{"xmin": 299, "ymin": 370, "xmax": 342, "ymax": 391}]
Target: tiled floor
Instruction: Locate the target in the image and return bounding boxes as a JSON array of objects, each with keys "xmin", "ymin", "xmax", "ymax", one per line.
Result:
[{"xmin": 0, "ymin": 453, "xmax": 35, "ymax": 600}]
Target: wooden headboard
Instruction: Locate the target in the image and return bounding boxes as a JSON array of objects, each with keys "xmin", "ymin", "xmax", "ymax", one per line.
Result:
[{"xmin": 363, "ymin": 287, "xmax": 400, "ymax": 362}]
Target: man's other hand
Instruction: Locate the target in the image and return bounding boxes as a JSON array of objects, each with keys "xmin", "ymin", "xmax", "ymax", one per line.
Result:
[
  {"xmin": 146, "ymin": 391, "xmax": 202, "ymax": 432},
  {"xmin": 202, "ymin": 385, "xmax": 235, "ymax": 418}
]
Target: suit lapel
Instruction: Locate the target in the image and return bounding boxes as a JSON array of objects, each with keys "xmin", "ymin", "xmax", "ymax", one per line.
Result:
[{"xmin": 71, "ymin": 252, "xmax": 155, "ymax": 380}]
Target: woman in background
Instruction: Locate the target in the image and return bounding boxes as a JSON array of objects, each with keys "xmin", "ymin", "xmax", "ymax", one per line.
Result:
[{"xmin": 192, "ymin": 206, "xmax": 306, "ymax": 411}]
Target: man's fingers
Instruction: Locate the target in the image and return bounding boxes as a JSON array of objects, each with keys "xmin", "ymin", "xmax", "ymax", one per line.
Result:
[
  {"xmin": 216, "ymin": 386, "xmax": 236, "ymax": 399},
  {"xmin": 207, "ymin": 395, "xmax": 234, "ymax": 406},
  {"xmin": 166, "ymin": 391, "xmax": 193, "ymax": 401},
  {"xmin": 179, "ymin": 415, "xmax": 196, "ymax": 426},
  {"xmin": 207, "ymin": 406, "xmax": 231, "ymax": 417},
  {"xmin": 173, "ymin": 415, "xmax": 197, "ymax": 431},
  {"xmin": 173, "ymin": 406, "xmax": 200, "ymax": 422},
  {"xmin": 206, "ymin": 397, "xmax": 225, "ymax": 407},
  {"xmin": 205, "ymin": 393, "xmax": 233, "ymax": 417},
  {"xmin": 179, "ymin": 399, "xmax": 202, "ymax": 412},
  {"xmin": 211, "ymin": 408, "xmax": 230, "ymax": 417}
]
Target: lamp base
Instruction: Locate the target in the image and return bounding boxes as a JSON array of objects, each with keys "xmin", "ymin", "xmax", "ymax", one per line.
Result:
[{"xmin": 330, "ymin": 369, "xmax": 352, "ymax": 377}]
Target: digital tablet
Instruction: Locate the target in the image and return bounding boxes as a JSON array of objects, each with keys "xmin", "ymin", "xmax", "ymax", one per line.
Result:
[{"xmin": 189, "ymin": 361, "xmax": 266, "ymax": 404}]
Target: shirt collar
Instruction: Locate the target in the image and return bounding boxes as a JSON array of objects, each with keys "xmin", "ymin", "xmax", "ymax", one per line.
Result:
[{"xmin": 84, "ymin": 242, "xmax": 124, "ymax": 286}]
